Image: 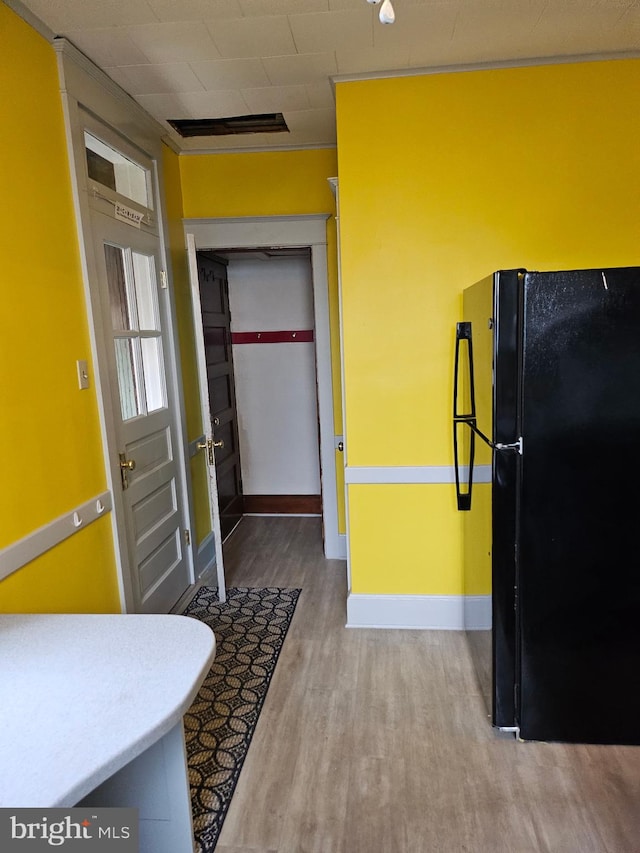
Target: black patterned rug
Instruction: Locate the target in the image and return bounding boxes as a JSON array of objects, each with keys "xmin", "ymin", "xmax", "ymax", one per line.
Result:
[{"xmin": 183, "ymin": 586, "xmax": 301, "ymax": 853}]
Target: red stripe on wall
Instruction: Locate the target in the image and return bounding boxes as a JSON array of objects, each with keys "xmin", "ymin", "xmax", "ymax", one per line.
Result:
[{"xmin": 231, "ymin": 330, "xmax": 314, "ymax": 344}]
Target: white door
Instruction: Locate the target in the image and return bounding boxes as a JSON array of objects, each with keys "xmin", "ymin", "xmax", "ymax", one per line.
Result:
[
  {"xmin": 93, "ymin": 212, "xmax": 191, "ymax": 612},
  {"xmin": 186, "ymin": 233, "xmax": 227, "ymax": 602}
]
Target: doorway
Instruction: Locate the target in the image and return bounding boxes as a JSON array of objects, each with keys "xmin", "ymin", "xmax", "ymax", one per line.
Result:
[
  {"xmin": 185, "ymin": 215, "xmax": 342, "ymax": 561},
  {"xmin": 217, "ymin": 246, "xmax": 322, "ymax": 518}
]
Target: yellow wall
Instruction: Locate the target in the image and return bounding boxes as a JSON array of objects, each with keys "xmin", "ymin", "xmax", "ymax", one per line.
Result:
[
  {"xmin": 337, "ymin": 60, "xmax": 640, "ymax": 595},
  {"xmin": 180, "ymin": 149, "xmax": 338, "ymax": 218},
  {"xmin": 349, "ymin": 484, "xmax": 462, "ymax": 595},
  {"xmin": 179, "ymin": 149, "xmax": 346, "ymax": 533},
  {"xmin": 0, "ymin": 519, "xmax": 119, "ymax": 613},
  {"xmin": 0, "ymin": 4, "xmax": 120, "ymax": 612}
]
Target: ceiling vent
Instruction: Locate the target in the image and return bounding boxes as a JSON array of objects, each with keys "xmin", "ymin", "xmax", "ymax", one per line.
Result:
[{"xmin": 167, "ymin": 114, "xmax": 289, "ymax": 138}]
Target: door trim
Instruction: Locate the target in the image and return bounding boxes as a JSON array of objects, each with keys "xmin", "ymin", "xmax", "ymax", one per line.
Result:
[
  {"xmin": 184, "ymin": 216, "xmax": 342, "ymax": 560},
  {"xmin": 186, "ymin": 235, "xmax": 227, "ymax": 602},
  {"xmin": 328, "ymin": 177, "xmax": 351, "ymax": 582}
]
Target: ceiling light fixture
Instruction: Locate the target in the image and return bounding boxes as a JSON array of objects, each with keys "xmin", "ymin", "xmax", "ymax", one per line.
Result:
[{"xmin": 366, "ymin": 0, "xmax": 396, "ymax": 25}]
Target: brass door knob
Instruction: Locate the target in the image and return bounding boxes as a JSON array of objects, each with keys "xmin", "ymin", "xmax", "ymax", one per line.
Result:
[
  {"xmin": 196, "ymin": 437, "xmax": 223, "ymax": 464},
  {"xmin": 197, "ymin": 438, "xmax": 223, "ymax": 450},
  {"xmin": 118, "ymin": 453, "xmax": 136, "ymax": 490}
]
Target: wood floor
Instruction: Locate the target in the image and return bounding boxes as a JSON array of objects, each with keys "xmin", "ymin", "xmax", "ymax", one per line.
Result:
[{"xmin": 212, "ymin": 516, "xmax": 640, "ymax": 853}]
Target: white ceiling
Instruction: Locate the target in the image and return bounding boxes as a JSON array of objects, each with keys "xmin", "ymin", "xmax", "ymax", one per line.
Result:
[{"xmin": 15, "ymin": 0, "xmax": 640, "ymax": 152}]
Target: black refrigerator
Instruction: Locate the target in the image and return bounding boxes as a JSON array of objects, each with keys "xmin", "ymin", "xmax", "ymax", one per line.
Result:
[{"xmin": 453, "ymin": 266, "xmax": 640, "ymax": 744}]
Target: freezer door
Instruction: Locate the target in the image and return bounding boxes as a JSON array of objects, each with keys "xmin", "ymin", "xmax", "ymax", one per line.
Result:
[{"xmin": 518, "ymin": 266, "xmax": 640, "ymax": 743}]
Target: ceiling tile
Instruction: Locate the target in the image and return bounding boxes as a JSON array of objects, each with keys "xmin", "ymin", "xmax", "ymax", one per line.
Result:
[
  {"xmin": 147, "ymin": 0, "xmax": 243, "ymax": 22},
  {"xmin": 206, "ymin": 16, "xmax": 297, "ymax": 58},
  {"xmin": 126, "ymin": 22, "xmax": 222, "ymax": 63},
  {"xmin": 132, "ymin": 92, "xmax": 191, "ymax": 118},
  {"xmin": 530, "ymin": 3, "xmax": 640, "ymax": 56},
  {"xmin": 263, "ymin": 53, "xmax": 339, "ymax": 86},
  {"xmin": 105, "ymin": 62, "xmax": 205, "ymax": 95},
  {"xmin": 238, "ymin": 0, "xmax": 329, "ymax": 15},
  {"xmin": 241, "ymin": 85, "xmax": 311, "ymax": 113},
  {"xmin": 330, "ymin": 0, "xmax": 445, "ymax": 6},
  {"xmin": 19, "ymin": 0, "xmax": 159, "ymax": 30},
  {"xmin": 283, "ymin": 108, "xmax": 337, "ymax": 143},
  {"xmin": 137, "ymin": 89, "xmax": 250, "ymax": 119},
  {"xmin": 178, "ymin": 89, "xmax": 252, "ymax": 117},
  {"xmin": 289, "ymin": 9, "xmax": 373, "ymax": 54},
  {"xmin": 63, "ymin": 28, "xmax": 150, "ymax": 67},
  {"xmin": 328, "ymin": 0, "xmax": 367, "ymax": 9},
  {"xmin": 305, "ymin": 80, "xmax": 336, "ymax": 108},
  {"xmin": 372, "ymin": 4, "xmax": 459, "ymax": 50},
  {"xmin": 335, "ymin": 44, "xmax": 411, "ymax": 74},
  {"xmin": 190, "ymin": 58, "xmax": 271, "ymax": 90},
  {"xmin": 619, "ymin": 9, "xmax": 640, "ymax": 48}
]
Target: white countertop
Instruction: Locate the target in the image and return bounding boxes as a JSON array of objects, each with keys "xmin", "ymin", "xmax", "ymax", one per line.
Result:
[{"xmin": 0, "ymin": 613, "xmax": 216, "ymax": 807}]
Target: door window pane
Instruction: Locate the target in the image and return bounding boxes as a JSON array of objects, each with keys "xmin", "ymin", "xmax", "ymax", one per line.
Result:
[
  {"xmin": 114, "ymin": 337, "xmax": 142, "ymax": 420},
  {"xmin": 85, "ymin": 132, "xmax": 152, "ymax": 209},
  {"xmin": 132, "ymin": 252, "xmax": 159, "ymax": 330},
  {"xmin": 104, "ymin": 241, "xmax": 166, "ymax": 421},
  {"xmin": 105, "ymin": 244, "xmax": 131, "ymax": 330},
  {"xmin": 141, "ymin": 337, "xmax": 166, "ymax": 412}
]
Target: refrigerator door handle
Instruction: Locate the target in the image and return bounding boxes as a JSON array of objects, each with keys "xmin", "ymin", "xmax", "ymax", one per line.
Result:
[
  {"xmin": 453, "ymin": 418, "xmax": 474, "ymax": 511},
  {"xmin": 453, "ymin": 322, "xmax": 476, "ymax": 511},
  {"xmin": 454, "ymin": 323, "xmax": 519, "ymax": 509},
  {"xmin": 454, "ymin": 322, "xmax": 475, "ymax": 421}
]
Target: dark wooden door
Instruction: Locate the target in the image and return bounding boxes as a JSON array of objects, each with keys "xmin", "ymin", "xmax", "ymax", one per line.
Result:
[{"xmin": 197, "ymin": 252, "xmax": 243, "ymax": 540}]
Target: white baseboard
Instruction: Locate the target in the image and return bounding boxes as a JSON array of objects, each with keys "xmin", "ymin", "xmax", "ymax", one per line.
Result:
[
  {"xmin": 322, "ymin": 532, "xmax": 347, "ymax": 561},
  {"xmin": 243, "ymin": 513, "xmax": 321, "ymax": 518},
  {"xmin": 331, "ymin": 533, "xmax": 347, "ymax": 560},
  {"xmin": 346, "ymin": 593, "xmax": 491, "ymax": 630},
  {"xmin": 464, "ymin": 595, "xmax": 492, "ymax": 630}
]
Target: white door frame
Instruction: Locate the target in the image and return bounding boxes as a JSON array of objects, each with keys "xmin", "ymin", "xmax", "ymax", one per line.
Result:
[
  {"xmin": 55, "ymin": 40, "xmax": 196, "ymax": 611},
  {"xmin": 186, "ymin": 234, "xmax": 227, "ymax": 602},
  {"xmin": 327, "ymin": 178, "xmax": 352, "ymax": 588},
  {"xmin": 183, "ymin": 216, "xmax": 343, "ymax": 560}
]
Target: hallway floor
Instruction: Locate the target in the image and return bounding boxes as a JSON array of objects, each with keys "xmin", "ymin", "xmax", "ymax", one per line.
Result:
[{"xmin": 213, "ymin": 516, "xmax": 640, "ymax": 853}]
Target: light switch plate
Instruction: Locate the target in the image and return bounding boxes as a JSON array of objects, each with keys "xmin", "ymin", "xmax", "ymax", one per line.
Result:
[{"xmin": 77, "ymin": 360, "xmax": 90, "ymax": 390}]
